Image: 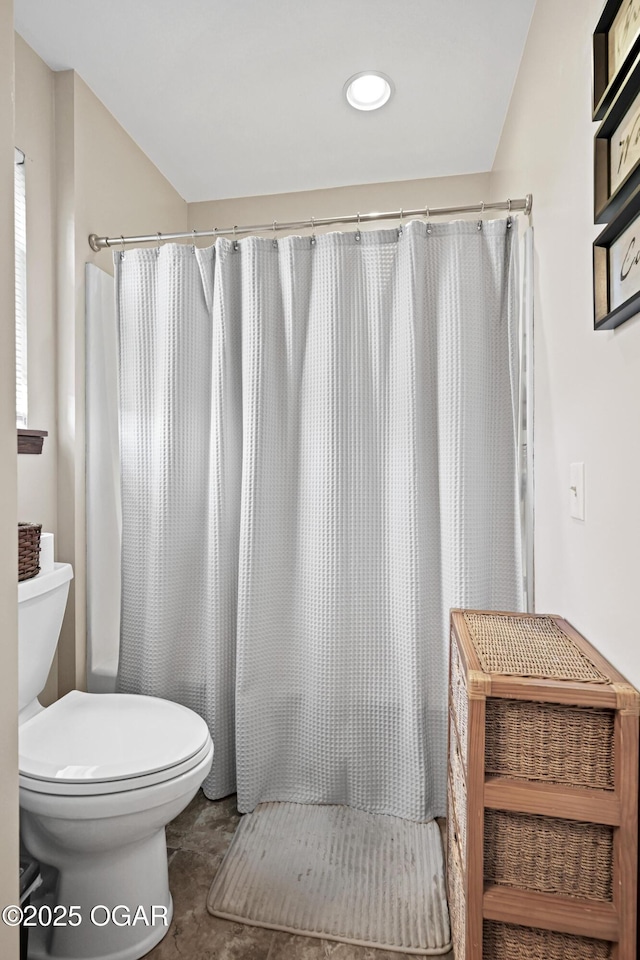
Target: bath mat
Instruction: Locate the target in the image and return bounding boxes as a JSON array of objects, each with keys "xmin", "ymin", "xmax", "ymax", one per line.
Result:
[{"xmin": 207, "ymin": 802, "xmax": 451, "ymax": 955}]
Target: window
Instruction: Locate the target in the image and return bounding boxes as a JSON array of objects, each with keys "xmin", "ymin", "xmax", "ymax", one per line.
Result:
[{"xmin": 15, "ymin": 147, "xmax": 27, "ymax": 428}]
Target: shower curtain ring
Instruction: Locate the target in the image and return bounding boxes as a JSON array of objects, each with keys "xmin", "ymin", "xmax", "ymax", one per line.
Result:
[
  {"xmin": 272, "ymin": 221, "xmax": 278, "ymax": 249},
  {"xmin": 507, "ymin": 198, "xmax": 512, "ymax": 213},
  {"xmin": 233, "ymin": 225, "xmax": 239, "ymax": 252},
  {"xmin": 478, "ymin": 201, "xmax": 485, "ymax": 231},
  {"xmin": 355, "ymin": 212, "xmax": 361, "ymax": 242},
  {"xmin": 192, "ymin": 229, "xmax": 197, "ymax": 253},
  {"xmin": 425, "ymin": 205, "xmax": 432, "ymax": 235},
  {"xmin": 120, "ymin": 236, "xmax": 126, "ymax": 260},
  {"xmin": 398, "ymin": 208, "xmax": 404, "ymax": 239},
  {"xmin": 310, "ymin": 217, "xmax": 316, "ymax": 246},
  {"xmin": 156, "ymin": 232, "xmax": 162, "ymax": 256}
]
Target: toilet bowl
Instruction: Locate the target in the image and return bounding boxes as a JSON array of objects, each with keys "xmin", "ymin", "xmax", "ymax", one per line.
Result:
[{"xmin": 18, "ymin": 560, "xmax": 214, "ymax": 960}]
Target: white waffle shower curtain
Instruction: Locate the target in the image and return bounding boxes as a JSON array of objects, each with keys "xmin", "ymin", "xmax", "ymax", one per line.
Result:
[{"xmin": 115, "ymin": 218, "xmax": 522, "ymax": 820}]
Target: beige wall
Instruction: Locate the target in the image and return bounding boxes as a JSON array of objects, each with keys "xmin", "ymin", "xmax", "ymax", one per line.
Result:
[
  {"xmin": 54, "ymin": 70, "xmax": 188, "ymax": 696},
  {"xmin": 188, "ymin": 172, "xmax": 491, "ymax": 239},
  {"xmin": 0, "ymin": 1, "xmax": 20, "ymax": 956},
  {"xmin": 15, "ymin": 37, "xmax": 56, "ymax": 534},
  {"xmin": 12, "ymin": 40, "xmax": 188, "ymax": 698},
  {"xmin": 60, "ymin": 63, "xmax": 187, "ymax": 697},
  {"xmin": 15, "ymin": 37, "xmax": 58, "ymax": 704},
  {"xmin": 490, "ymin": 0, "xmax": 640, "ymax": 688}
]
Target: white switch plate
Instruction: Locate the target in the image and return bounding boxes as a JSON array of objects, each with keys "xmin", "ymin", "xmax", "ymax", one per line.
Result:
[{"xmin": 570, "ymin": 462, "xmax": 585, "ymax": 520}]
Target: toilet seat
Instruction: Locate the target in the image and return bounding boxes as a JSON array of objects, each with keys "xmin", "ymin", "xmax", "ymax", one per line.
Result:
[{"xmin": 19, "ymin": 690, "xmax": 212, "ymax": 796}]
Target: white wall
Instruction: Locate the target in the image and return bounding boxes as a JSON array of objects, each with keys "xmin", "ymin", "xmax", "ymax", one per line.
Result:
[
  {"xmin": 0, "ymin": 1, "xmax": 20, "ymax": 955},
  {"xmin": 490, "ymin": 0, "xmax": 640, "ymax": 687}
]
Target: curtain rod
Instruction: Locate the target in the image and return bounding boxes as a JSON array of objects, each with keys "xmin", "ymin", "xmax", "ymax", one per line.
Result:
[{"xmin": 88, "ymin": 194, "xmax": 533, "ymax": 252}]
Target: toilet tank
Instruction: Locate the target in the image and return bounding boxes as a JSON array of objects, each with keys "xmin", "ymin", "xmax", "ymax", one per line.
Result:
[{"xmin": 18, "ymin": 563, "xmax": 74, "ymax": 719}]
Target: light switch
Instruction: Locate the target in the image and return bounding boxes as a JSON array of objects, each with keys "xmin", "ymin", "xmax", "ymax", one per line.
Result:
[{"xmin": 570, "ymin": 462, "xmax": 585, "ymax": 520}]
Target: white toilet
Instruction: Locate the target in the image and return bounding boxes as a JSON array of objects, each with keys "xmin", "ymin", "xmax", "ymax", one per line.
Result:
[{"xmin": 18, "ymin": 560, "xmax": 214, "ymax": 960}]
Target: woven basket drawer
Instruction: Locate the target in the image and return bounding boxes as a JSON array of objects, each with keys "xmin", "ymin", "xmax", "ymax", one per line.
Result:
[
  {"xmin": 450, "ymin": 635, "xmax": 468, "ymax": 764},
  {"xmin": 485, "ymin": 698, "xmax": 615, "ymax": 790},
  {"xmin": 484, "ymin": 921, "xmax": 613, "ymax": 960},
  {"xmin": 447, "ymin": 815, "xmax": 466, "ymax": 960},
  {"xmin": 484, "ymin": 809, "xmax": 614, "ymax": 901},
  {"xmin": 448, "ymin": 713, "xmax": 467, "ymax": 862}
]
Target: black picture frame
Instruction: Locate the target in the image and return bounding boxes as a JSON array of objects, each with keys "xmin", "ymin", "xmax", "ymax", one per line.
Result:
[
  {"xmin": 594, "ymin": 51, "xmax": 640, "ymax": 222},
  {"xmin": 593, "ymin": 0, "xmax": 640, "ymax": 121},
  {"xmin": 594, "ymin": 182, "xmax": 640, "ymax": 329}
]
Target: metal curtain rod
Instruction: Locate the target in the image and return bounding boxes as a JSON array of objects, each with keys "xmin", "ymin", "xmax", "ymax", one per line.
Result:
[{"xmin": 88, "ymin": 194, "xmax": 533, "ymax": 251}]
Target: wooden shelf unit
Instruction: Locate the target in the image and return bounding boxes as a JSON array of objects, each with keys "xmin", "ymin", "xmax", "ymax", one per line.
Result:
[{"xmin": 447, "ymin": 609, "xmax": 639, "ymax": 960}]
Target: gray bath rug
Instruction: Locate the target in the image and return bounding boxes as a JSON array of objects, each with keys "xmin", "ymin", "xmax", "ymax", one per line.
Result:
[{"xmin": 207, "ymin": 801, "xmax": 451, "ymax": 955}]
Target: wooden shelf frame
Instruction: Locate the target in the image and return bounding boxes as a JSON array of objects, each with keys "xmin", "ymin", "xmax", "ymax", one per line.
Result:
[
  {"xmin": 483, "ymin": 885, "xmax": 619, "ymax": 942},
  {"xmin": 484, "ymin": 777, "xmax": 621, "ymax": 825},
  {"xmin": 447, "ymin": 608, "xmax": 640, "ymax": 960}
]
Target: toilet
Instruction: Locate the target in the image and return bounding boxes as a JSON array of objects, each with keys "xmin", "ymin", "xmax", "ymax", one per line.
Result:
[{"xmin": 18, "ymin": 559, "xmax": 214, "ymax": 960}]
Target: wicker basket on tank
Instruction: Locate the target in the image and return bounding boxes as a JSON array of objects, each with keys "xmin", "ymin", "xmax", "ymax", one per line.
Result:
[{"xmin": 18, "ymin": 523, "xmax": 41, "ymax": 581}]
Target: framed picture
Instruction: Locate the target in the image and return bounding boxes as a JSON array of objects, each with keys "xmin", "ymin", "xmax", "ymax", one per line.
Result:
[
  {"xmin": 593, "ymin": 0, "xmax": 640, "ymax": 120},
  {"xmin": 594, "ymin": 182, "xmax": 640, "ymax": 329},
  {"xmin": 594, "ymin": 51, "xmax": 640, "ymax": 222}
]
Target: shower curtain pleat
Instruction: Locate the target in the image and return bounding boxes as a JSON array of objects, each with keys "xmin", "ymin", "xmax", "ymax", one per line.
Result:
[
  {"xmin": 116, "ymin": 245, "xmax": 242, "ymax": 798},
  {"xmin": 115, "ymin": 218, "xmax": 521, "ymax": 817}
]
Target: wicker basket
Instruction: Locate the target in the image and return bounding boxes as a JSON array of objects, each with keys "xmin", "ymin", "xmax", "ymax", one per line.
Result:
[
  {"xmin": 485, "ymin": 698, "xmax": 615, "ymax": 789},
  {"xmin": 461, "ymin": 612, "xmax": 610, "ymax": 683},
  {"xmin": 450, "ymin": 637, "xmax": 469, "ymax": 756},
  {"xmin": 447, "ymin": 811, "xmax": 466, "ymax": 960},
  {"xmin": 18, "ymin": 523, "xmax": 41, "ymax": 581},
  {"xmin": 448, "ymin": 715, "xmax": 467, "ymax": 861},
  {"xmin": 484, "ymin": 809, "xmax": 614, "ymax": 901},
  {"xmin": 448, "ymin": 609, "xmax": 640, "ymax": 960},
  {"xmin": 484, "ymin": 922, "xmax": 613, "ymax": 960}
]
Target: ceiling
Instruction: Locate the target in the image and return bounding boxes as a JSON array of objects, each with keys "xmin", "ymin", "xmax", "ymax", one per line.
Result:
[{"xmin": 14, "ymin": 0, "xmax": 536, "ymax": 204}]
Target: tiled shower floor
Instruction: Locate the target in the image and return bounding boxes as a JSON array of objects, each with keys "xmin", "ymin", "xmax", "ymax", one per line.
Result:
[{"xmin": 144, "ymin": 791, "xmax": 453, "ymax": 960}]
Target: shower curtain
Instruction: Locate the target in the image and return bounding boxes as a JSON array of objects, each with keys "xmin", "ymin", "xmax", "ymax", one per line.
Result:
[{"xmin": 115, "ymin": 218, "xmax": 522, "ymax": 821}]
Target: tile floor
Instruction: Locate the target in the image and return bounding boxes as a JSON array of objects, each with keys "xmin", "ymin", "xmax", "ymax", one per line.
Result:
[{"xmin": 145, "ymin": 791, "xmax": 453, "ymax": 960}]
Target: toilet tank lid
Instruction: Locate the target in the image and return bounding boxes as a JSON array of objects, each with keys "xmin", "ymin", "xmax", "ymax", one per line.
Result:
[
  {"xmin": 18, "ymin": 562, "xmax": 73, "ymax": 603},
  {"xmin": 19, "ymin": 690, "xmax": 211, "ymax": 784}
]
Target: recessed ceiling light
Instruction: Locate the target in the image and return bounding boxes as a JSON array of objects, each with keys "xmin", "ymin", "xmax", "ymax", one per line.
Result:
[{"xmin": 344, "ymin": 72, "xmax": 393, "ymax": 111}]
